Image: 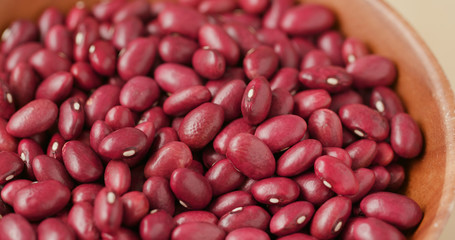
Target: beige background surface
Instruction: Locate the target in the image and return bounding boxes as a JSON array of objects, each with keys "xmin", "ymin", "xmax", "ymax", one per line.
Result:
[{"xmin": 384, "ymin": 1, "xmax": 455, "ymax": 239}]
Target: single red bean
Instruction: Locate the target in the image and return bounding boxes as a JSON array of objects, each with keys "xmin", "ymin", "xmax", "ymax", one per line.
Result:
[
  {"xmin": 85, "ymin": 84, "xmax": 121, "ymax": 126},
  {"xmin": 226, "ymin": 228, "xmax": 270, "ymax": 240},
  {"xmin": 164, "ymin": 85, "xmax": 212, "ymax": 117},
  {"xmin": 345, "ymin": 168, "xmax": 375, "ymax": 203},
  {"xmin": 144, "ymin": 141, "xmax": 192, "ymax": 178},
  {"xmin": 370, "ymin": 86, "xmax": 405, "ymax": 119},
  {"xmin": 268, "ymin": 88, "xmax": 294, "ymax": 118},
  {"xmin": 29, "ymin": 49, "xmax": 71, "ymax": 78},
  {"xmin": 206, "ymin": 159, "xmax": 245, "ymax": 196},
  {"xmin": 73, "ymin": 17, "xmax": 99, "ymax": 62},
  {"xmin": 300, "ymin": 49, "xmax": 331, "ymax": 69},
  {"xmin": 293, "ymin": 89, "xmax": 331, "ymax": 119},
  {"xmin": 223, "ymin": 22, "xmax": 261, "ymax": 54},
  {"xmin": 59, "ymin": 97, "xmax": 85, "ymax": 140},
  {"xmin": 72, "ymin": 183, "xmax": 103, "ymax": 205},
  {"xmin": 0, "ymin": 213, "xmax": 36, "ymax": 240},
  {"xmin": 172, "ymin": 222, "xmax": 225, "ymax": 240},
  {"xmin": 322, "ymin": 147, "xmax": 352, "ymax": 167},
  {"xmin": 251, "ymin": 177, "xmax": 300, "ymax": 205},
  {"xmin": 370, "ymin": 165, "xmax": 391, "ymax": 192},
  {"xmin": 121, "ymin": 191, "xmax": 150, "ymax": 227},
  {"xmin": 104, "ymin": 160, "xmax": 131, "ymax": 195},
  {"xmin": 361, "ymin": 192, "xmax": 422, "ymax": 229},
  {"xmin": 329, "ymin": 89, "xmax": 363, "ymax": 113},
  {"xmin": 346, "ymin": 139, "xmax": 378, "ymax": 169},
  {"xmin": 199, "ymin": 23, "xmax": 240, "ymax": 66},
  {"xmin": 143, "ymin": 176, "xmax": 176, "ymax": 215},
  {"xmin": 218, "ymin": 205, "xmax": 270, "ymax": 232},
  {"xmin": 0, "ymin": 118, "xmax": 17, "ymax": 152},
  {"xmin": 174, "ymin": 210, "xmax": 218, "ymax": 225},
  {"xmin": 256, "ymin": 28, "xmax": 288, "ymax": 46},
  {"xmin": 36, "ymin": 71, "xmax": 73, "ymax": 103},
  {"xmin": 212, "ymin": 79, "xmax": 246, "ymax": 121},
  {"xmin": 66, "ymin": 4, "xmax": 89, "ymax": 31},
  {"xmin": 238, "ymin": 0, "xmax": 268, "ymax": 14},
  {"xmin": 47, "ymin": 133, "xmax": 63, "ymax": 161},
  {"xmin": 0, "ymin": 81, "xmax": 15, "ymax": 120},
  {"xmin": 193, "ymin": 48, "xmax": 226, "ymax": 79},
  {"xmin": 98, "ymin": 127, "xmax": 148, "ymax": 160},
  {"xmin": 244, "ymin": 45, "xmax": 279, "ymax": 80},
  {"xmin": 14, "ymin": 180, "xmax": 70, "ymax": 221},
  {"xmin": 299, "ymin": 65, "xmax": 352, "ymax": 93},
  {"xmin": 241, "ymin": 76, "xmax": 272, "ymax": 125},
  {"xmin": 159, "ymin": 4, "xmax": 206, "ymax": 39},
  {"xmin": 0, "ymin": 151, "xmax": 23, "ymax": 185},
  {"xmin": 315, "ymin": 155, "xmax": 359, "ymax": 195},
  {"xmin": 154, "ymin": 63, "xmax": 203, "ymax": 93},
  {"xmin": 5, "ymin": 42, "xmax": 42, "ymax": 72},
  {"xmin": 170, "ymin": 168, "xmax": 213, "ymax": 209},
  {"xmin": 308, "ymin": 109, "xmax": 343, "ymax": 147},
  {"xmin": 387, "ymin": 164, "xmax": 405, "ymax": 191},
  {"xmin": 70, "ymin": 62, "xmax": 103, "ymax": 91},
  {"xmin": 372, "ymin": 142, "xmax": 394, "ymax": 166},
  {"xmin": 280, "ymin": 4, "xmax": 334, "ymax": 35},
  {"xmin": 342, "ymin": 217, "xmax": 406, "ymax": 240},
  {"xmin": 317, "ymin": 30, "xmax": 344, "ymax": 66},
  {"xmin": 94, "ymin": 188, "xmax": 123, "ymax": 233},
  {"xmin": 104, "ymin": 106, "xmax": 135, "ymax": 130},
  {"xmin": 38, "ymin": 7, "xmax": 64, "ymax": 38},
  {"xmin": 209, "ymin": 191, "xmax": 255, "ymax": 218},
  {"xmin": 158, "ymin": 34, "xmax": 198, "ymax": 64},
  {"xmin": 88, "ymin": 40, "xmax": 116, "ymax": 76},
  {"xmin": 1, "ymin": 180, "xmax": 32, "ymax": 205},
  {"xmin": 178, "ymin": 102, "xmax": 224, "ymax": 149},
  {"xmin": 339, "ymin": 103, "xmax": 390, "ymax": 141},
  {"xmin": 119, "ymin": 76, "xmax": 160, "ymax": 112},
  {"xmin": 32, "ymin": 155, "xmax": 74, "ymax": 189},
  {"xmin": 68, "ymin": 202, "xmax": 99, "ymax": 240},
  {"xmin": 270, "ymin": 67, "xmax": 299, "ymax": 93},
  {"xmin": 218, "ymin": 12, "xmax": 261, "ymax": 30},
  {"xmin": 37, "ymin": 218, "xmax": 75, "ymax": 240},
  {"xmin": 9, "ymin": 63, "xmax": 39, "ymax": 108},
  {"xmin": 202, "ymin": 147, "xmax": 225, "ymax": 168},
  {"xmin": 274, "ymin": 39, "xmax": 299, "ymax": 68},
  {"xmin": 62, "ymin": 140, "xmax": 103, "ymax": 183},
  {"xmin": 213, "ymin": 118, "xmax": 254, "ymax": 155},
  {"xmin": 112, "ymin": 17, "xmax": 144, "ymax": 50},
  {"xmin": 140, "ymin": 210, "xmax": 175, "ymax": 240},
  {"xmin": 139, "ymin": 106, "xmax": 170, "ymax": 130},
  {"xmin": 2, "ymin": 20, "xmax": 38, "ymax": 54},
  {"xmin": 113, "ymin": 0, "xmax": 150, "ymax": 22},
  {"xmin": 17, "ymin": 138, "xmax": 42, "ymax": 179},
  {"xmin": 45, "ymin": 25, "xmax": 73, "ymax": 59},
  {"xmin": 342, "ymin": 37, "xmax": 369, "ymax": 64},
  {"xmin": 277, "ymin": 139, "xmax": 322, "ymax": 177},
  {"xmin": 92, "ymin": 0, "xmax": 126, "ymax": 21},
  {"xmin": 270, "ymin": 201, "xmax": 314, "ymax": 236},
  {"xmin": 310, "ymin": 196, "xmax": 351, "ymax": 239},
  {"xmin": 227, "ymin": 133, "xmax": 275, "ymax": 180},
  {"xmin": 118, "ymin": 37, "xmax": 157, "ymax": 80},
  {"xmin": 391, "ymin": 112, "xmax": 423, "ymax": 158},
  {"xmin": 262, "ymin": 0, "xmax": 293, "ymax": 29},
  {"xmin": 347, "ymin": 55, "xmax": 397, "ymax": 88},
  {"xmin": 135, "ymin": 121, "xmax": 156, "ymax": 147}
]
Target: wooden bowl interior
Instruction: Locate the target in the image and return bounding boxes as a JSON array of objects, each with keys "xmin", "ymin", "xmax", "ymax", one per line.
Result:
[{"xmin": 1, "ymin": 0, "xmax": 455, "ymax": 239}]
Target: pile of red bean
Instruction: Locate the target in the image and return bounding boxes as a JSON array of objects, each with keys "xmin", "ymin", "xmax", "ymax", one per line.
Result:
[{"xmin": 0, "ymin": 0, "xmax": 424, "ymax": 239}]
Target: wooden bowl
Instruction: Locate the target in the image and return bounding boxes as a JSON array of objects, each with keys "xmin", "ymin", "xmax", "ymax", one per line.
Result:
[{"xmin": 1, "ymin": 0, "xmax": 455, "ymax": 239}]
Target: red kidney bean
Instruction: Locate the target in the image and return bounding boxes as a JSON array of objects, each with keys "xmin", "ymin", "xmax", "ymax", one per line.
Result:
[
  {"xmin": 244, "ymin": 45, "xmax": 279, "ymax": 80},
  {"xmin": 9, "ymin": 63, "xmax": 39, "ymax": 108},
  {"xmin": 38, "ymin": 7, "xmax": 64, "ymax": 38},
  {"xmin": 32, "ymin": 155, "xmax": 74, "ymax": 189},
  {"xmin": 345, "ymin": 168, "xmax": 375, "ymax": 203},
  {"xmin": 119, "ymin": 76, "xmax": 160, "ymax": 112},
  {"xmin": 274, "ymin": 39, "xmax": 299, "ymax": 68},
  {"xmin": 361, "ymin": 192, "xmax": 422, "ymax": 229},
  {"xmin": 310, "ymin": 196, "xmax": 351, "ymax": 239},
  {"xmin": 5, "ymin": 42, "xmax": 42, "ymax": 72},
  {"xmin": 251, "ymin": 177, "xmax": 300, "ymax": 205},
  {"xmin": 36, "ymin": 71, "xmax": 73, "ymax": 103},
  {"xmin": 59, "ymin": 97, "xmax": 85, "ymax": 140},
  {"xmin": 227, "ymin": 229, "xmax": 270, "ymax": 240},
  {"xmin": 159, "ymin": 4, "xmax": 206, "ymax": 39},
  {"xmin": 270, "ymin": 67, "xmax": 299, "ymax": 93},
  {"xmin": 370, "ymin": 86, "xmax": 405, "ymax": 119},
  {"xmin": 262, "ymin": 0, "xmax": 293, "ymax": 29},
  {"xmin": 342, "ymin": 37, "xmax": 369, "ymax": 64},
  {"xmin": 0, "ymin": 151, "xmax": 23, "ymax": 185},
  {"xmin": 70, "ymin": 62, "xmax": 103, "ymax": 91},
  {"xmin": 212, "ymin": 80, "xmax": 246, "ymax": 121},
  {"xmin": 317, "ymin": 30, "xmax": 344, "ymax": 66},
  {"xmin": 314, "ymin": 155, "xmax": 359, "ymax": 195},
  {"xmin": 268, "ymin": 88, "xmax": 294, "ymax": 118},
  {"xmin": 45, "ymin": 25, "xmax": 73, "ymax": 59},
  {"xmin": 121, "ymin": 191, "xmax": 150, "ymax": 227},
  {"xmin": 223, "ymin": 22, "xmax": 261, "ymax": 54},
  {"xmin": 0, "ymin": 213, "xmax": 36, "ymax": 240},
  {"xmin": 62, "ymin": 140, "xmax": 103, "ymax": 183},
  {"xmin": 37, "ymin": 217, "xmax": 75, "ymax": 240},
  {"xmin": 269, "ymin": 201, "xmax": 314, "ymax": 236},
  {"xmin": 94, "ymin": 188, "xmax": 123, "ymax": 233},
  {"xmin": 209, "ymin": 190, "xmax": 256, "ymax": 218},
  {"xmin": 293, "ymin": 89, "xmax": 331, "ymax": 119},
  {"xmin": 193, "ymin": 48, "xmax": 226, "ymax": 79},
  {"xmin": 219, "ymin": 12, "xmax": 262, "ymax": 30},
  {"xmin": 172, "ymin": 222, "xmax": 225, "ymax": 240},
  {"xmin": 164, "ymin": 86, "xmax": 211, "ymax": 117},
  {"xmin": 112, "ymin": 17, "xmax": 143, "ymax": 50},
  {"xmin": 329, "ymin": 89, "xmax": 363, "ymax": 113},
  {"xmin": 188, "ymin": 160, "xmax": 204, "ymax": 175},
  {"xmin": 6, "ymin": 99, "xmax": 58, "ymax": 137},
  {"xmin": 104, "ymin": 106, "xmax": 135, "ymax": 130},
  {"xmin": 308, "ymin": 109, "xmax": 343, "ymax": 147},
  {"xmin": 227, "ymin": 133, "xmax": 275, "ymax": 180},
  {"xmin": 1, "ymin": 180, "xmax": 32, "ymax": 205},
  {"xmin": 72, "ymin": 184, "xmax": 103, "ymax": 204},
  {"xmin": 158, "ymin": 35, "xmax": 198, "ymax": 64},
  {"xmin": 66, "ymin": 4, "xmax": 89, "ymax": 31},
  {"xmin": 73, "ymin": 17, "xmax": 99, "ymax": 62},
  {"xmin": 255, "ymin": 114, "xmax": 306, "ymax": 152},
  {"xmin": 213, "ymin": 118, "xmax": 254, "ymax": 155},
  {"xmin": 143, "ymin": 176, "xmax": 176, "ymax": 215},
  {"xmin": 292, "ymin": 37, "xmax": 316, "ymax": 57},
  {"xmin": 170, "ymin": 168, "xmax": 212, "ymax": 209},
  {"xmin": 178, "ymin": 102, "xmax": 224, "ymax": 149},
  {"xmin": 68, "ymin": 202, "xmax": 99, "ymax": 240},
  {"xmin": 151, "ymin": 127, "xmax": 179, "ymax": 153},
  {"xmin": 85, "ymin": 84, "xmax": 121, "ymax": 126},
  {"xmin": 174, "ymin": 210, "xmax": 218, "ymax": 225},
  {"xmin": 370, "ymin": 165, "xmax": 391, "ymax": 192},
  {"xmin": 347, "ymin": 55, "xmax": 397, "ymax": 88},
  {"xmin": 140, "ymin": 209, "xmax": 175, "ymax": 240},
  {"xmin": 17, "ymin": 138, "xmax": 42, "ymax": 179},
  {"xmin": 206, "ymin": 159, "xmax": 245, "ymax": 196},
  {"xmin": 207, "ymin": 67, "xmax": 246, "ymax": 96},
  {"xmin": 342, "ymin": 217, "xmax": 406, "ymax": 240},
  {"xmin": 0, "ymin": 118, "xmax": 17, "ymax": 152},
  {"xmin": 29, "ymin": 49, "xmax": 71, "ymax": 78},
  {"xmin": 92, "ymin": 0, "xmax": 126, "ymax": 21},
  {"xmin": 277, "ymin": 139, "xmax": 322, "ymax": 177},
  {"xmin": 139, "ymin": 107, "xmax": 169, "ymax": 130},
  {"xmin": 391, "ymin": 112, "xmax": 423, "ymax": 158},
  {"xmin": 135, "ymin": 121, "xmax": 156, "ymax": 146},
  {"xmin": 346, "ymin": 139, "xmax": 378, "ymax": 169},
  {"xmin": 14, "ymin": 180, "xmax": 70, "ymax": 221},
  {"xmin": 89, "ymin": 120, "xmax": 112, "ymax": 155},
  {"xmin": 238, "ymin": 0, "xmax": 268, "ymax": 14},
  {"xmin": 256, "ymin": 28, "xmax": 288, "ymax": 46},
  {"xmin": 104, "ymin": 160, "xmax": 131, "ymax": 195},
  {"xmin": 199, "ymin": 23, "xmax": 240, "ymax": 66},
  {"xmin": 98, "ymin": 127, "xmax": 147, "ymax": 160},
  {"xmin": 113, "ymin": 0, "xmax": 150, "ymax": 22},
  {"xmin": 299, "ymin": 65, "xmax": 352, "ymax": 93},
  {"xmin": 2, "ymin": 20, "xmax": 38, "ymax": 54},
  {"xmin": 300, "ymin": 49, "xmax": 331, "ymax": 69},
  {"xmin": 199, "ymin": 0, "xmax": 236, "ymax": 14},
  {"xmin": 322, "ymin": 147, "xmax": 352, "ymax": 167},
  {"xmin": 47, "ymin": 133, "xmax": 63, "ymax": 161},
  {"xmin": 145, "ymin": 141, "xmax": 192, "ymax": 178},
  {"xmin": 0, "ymin": 81, "xmax": 15, "ymax": 120},
  {"xmin": 88, "ymin": 40, "xmax": 116, "ymax": 76},
  {"xmin": 339, "ymin": 103, "xmax": 390, "ymax": 141},
  {"xmin": 241, "ymin": 76, "xmax": 272, "ymax": 124},
  {"xmin": 372, "ymin": 142, "xmax": 394, "ymax": 166},
  {"xmin": 218, "ymin": 205, "xmax": 270, "ymax": 232},
  {"xmin": 118, "ymin": 37, "xmax": 157, "ymax": 80},
  {"xmin": 280, "ymin": 4, "xmax": 334, "ymax": 35},
  {"xmin": 154, "ymin": 63, "xmax": 203, "ymax": 93},
  {"xmin": 386, "ymin": 164, "xmax": 405, "ymax": 191}
]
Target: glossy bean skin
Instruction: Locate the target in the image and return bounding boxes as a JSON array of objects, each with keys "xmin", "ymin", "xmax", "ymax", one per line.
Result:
[
  {"xmin": 47, "ymin": 132, "xmax": 65, "ymax": 161},
  {"xmin": 317, "ymin": 30, "xmax": 344, "ymax": 66},
  {"xmin": 329, "ymin": 89, "xmax": 363, "ymax": 113},
  {"xmin": 192, "ymin": 48, "xmax": 226, "ymax": 80},
  {"xmin": 59, "ymin": 97, "xmax": 85, "ymax": 140},
  {"xmin": 14, "ymin": 180, "xmax": 71, "ymax": 221},
  {"xmin": 299, "ymin": 65, "xmax": 352, "ymax": 93},
  {"xmin": 170, "ymin": 168, "xmax": 213, "ymax": 210},
  {"xmin": 2, "ymin": 20, "xmax": 38, "ymax": 54},
  {"xmin": 310, "ymin": 196, "xmax": 352, "ymax": 239},
  {"xmin": 94, "ymin": 188, "xmax": 123, "ymax": 233},
  {"xmin": 139, "ymin": 107, "xmax": 170, "ymax": 130},
  {"xmin": 0, "ymin": 213, "xmax": 36, "ymax": 240},
  {"xmin": 118, "ymin": 37, "xmax": 157, "ymax": 80},
  {"xmin": 277, "ymin": 139, "xmax": 322, "ymax": 177},
  {"xmin": 300, "ymin": 49, "xmax": 331, "ymax": 69},
  {"xmin": 68, "ymin": 202, "xmax": 100, "ymax": 240},
  {"xmin": 5, "ymin": 42, "xmax": 42, "ymax": 73},
  {"xmin": 206, "ymin": 159, "xmax": 245, "ymax": 196},
  {"xmin": 0, "ymin": 152, "xmax": 23, "ymax": 184},
  {"xmin": 112, "ymin": 17, "xmax": 144, "ymax": 50},
  {"xmin": 119, "ymin": 76, "xmax": 160, "ymax": 112},
  {"xmin": 112, "ymin": 0, "xmax": 150, "ymax": 22},
  {"xmin": 213, "ymin": 118, "xmax": 254, "ymax": 155},
  {"xmin": 218, "ymin": 205, "xmax": 270, "ymax": 232},
  {"xmin": 0, "ymin": 118, "xmax": 17, "ymax": 152},
  {"xmin": 174, "ymin": 210, "xmax": 218, "ymax": 225},
  {"xmin": 121, "ymin": 191, "xmax": 150, "ymax": 227},
  {"xmin": 390, "ymin": 113, "xmax": 423, "ymax": 158},
  {"xmin": 223, "ymin": 22, "xmax": 261, "ymax": 55},
  {"xmin": 88, "ymin": 40, "xmax": 116, "ymax": 76},
  {"xmin": 38, "ymin": 7, "xmax": 64, "ymax": 39},
  {"xmin": 251, "ymin": 177, "xmax": 300, "ymax": 205},
  {"xmin": 172, "ymin": 222, "xmax": 225, "ymax": 240},
  {"xmin": 154, "ymin": 63, "xmax": 203, "ymax": 93},
  {"xmin": 270, "ymin": 201, "xmax": 315, "ymax": 236},
  {"xmin": 274, "ymin": 39, "xmax": 300, "ymax": 68},
  {"xmin": 341, "ymin": 37, "xmax": 369, "ymax": 64},
  {"xmin": 292, "ymin": 37, "xmax": 316, "ymax": 58},
  {"xmin": 159, "ymin": 34, "xmax": 198, "ymax": 64},
  {"xmin": 199, "ymin": 23, "xmax": 240, "ymax": 66},
  {"xmin": 218, "ymin": 12, "xmax": 261, "ymax": 30},
  {"xmin": 70, "ymin": 62, "xmax": 103, "ymax": 91},
  {"xmin": 150, "ymin": 127, "xmax": 179, "ymax": 153},
  {"xmin": 372, "ymin": 142, "xmax": 394, "ymax": 166},
  {"xmin": 370, "ymin": 86, "xmax": 404, "ymax": 119},
  {"xmin": 243, "ymin": 45, "xmax": 279, "ymax": 80},
  {"xmin": 143, "ymin": 176, "xmax": 176, "ymax": 215},
  {"xmin": 45, "ymin": 25, "xmax": 73, "ymax": 59},
  {"xmin": 226, "ymin": 227, "xmax": 270, "ymax": 240},
  {"xmin": 72, "ymin": 184, "xmax": 103, "ymax": 205},
  {"xmin": 158, "ymin": 4, "xmax": 207, "ymax": 39},
  {"xmin": 140, "ymin": 210, "xmax": 175, "ymax": 240},
  {"xmin": 0, "ymin": 81, "xmax": 15, "ymax": 120},
  {"xmin": 212, "ymin": 80, "xmax": 246, "ymax": 121},
  {"xmin": 314, "ymin": 155, "xmax": 359, "ymax": 195},
  {"xmin": 342, "ymin": 217, "xmax": 406, "ymax": 240},
  {"xmin": 62, "ymin": 140, "xmax": 103, "ymax": 182},
  {"xmin": 280, "ymin": 4, "xmax": 335, "ymax": 35},
  {"xmin": 270, "ymin": 67, "xmax": 299, "ymax": 94},
  {"xmin": 370, "ymin": 165, "xmax": 391, "ymax": 192},
  {"xmin": 346, "ymin": 139, "xmax": 378, "ymax": 169},
  {"xmin": 104, "ymin": 160, "xmax": 131, "ymax": 195},
  {"xmin": 84, "ymin": 84, "xmax": 121, "ymax": 126},
  {"xmin": 268, "ymin": 88, "xmax": 294, "ymax": 118},
  {"xmin": 345, "ymin": 168, "xmax": 375, "ymax": 203},
  {"xmin": 387, "ymin": 164, "xmax": 405, "ymax": 191},
  {"xmin": 277, "ymin": 233, "xmax": 318, "ymax": 240},
  {"xmin": 29, "ymin": 49, "xmax": 71, "ymax": 78},
  {"xmin": 9, "ymin": 63, "xmax": 40, "ymax": 108},
  {"xmin": 17, "ymin": 138, "xmax": 43, "ymax": 179},
  {"xmin": 227, "ymin": 133, "xmax": 275, "ymax": 180},
  {"xmin": 89, "ymin": 120, "xmax": 113, "ymax": 155},
  {"xmin": 98, "ymin": 127, "xmax": 148, "ymax": 161},
  {"xmin": 144, "ymin": 141, "xmax": 192, "ymax": 179},
  {"xmin": 262, "ymin": 0, "xmax": 293, "ymax": 29},
  {"xmin": 73, "ymin": 17, "xmax": 99, "ymax": 62},
  {"xmin": 256, "ymin": 28, "xmax": 288, "ymax": 46},
  {"xmin": 209, "ymin": 190, "xmax": 256, "ymax": 218},
  {"xmin": 1, "ymin": 180, "xmax": 32, "ymax": 205},
  {"xmin": 66, "ymin": 5, "xmax": 89, "ymax": 31},
  {"xmin": 293, "ymin": 89, "xmax": 331, "ymax": 119},
  {"xmin": 104, "ymin": 106, "xmax": 135, "ymax": 130},
  {"xmin": 164, "ymin": 86, "xmax": 212, "ymax": 117},
  {"xmin": 347, "ymin": 55, "xmax": 397, "ymax": 88},
  {"xmin": 37, "ymin": 218, "xmax": 75, "ymax": 240},
  {"xmin": 32, "ymin": 155, "xmax": 74, "ymax": 189},
  {"xmin": 241, "ymin": 76, "xmax": 272, "ymax": 125},
  {"xmin": 308, "ymin": 109, "xmax": 343, "ymax": 147}
]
